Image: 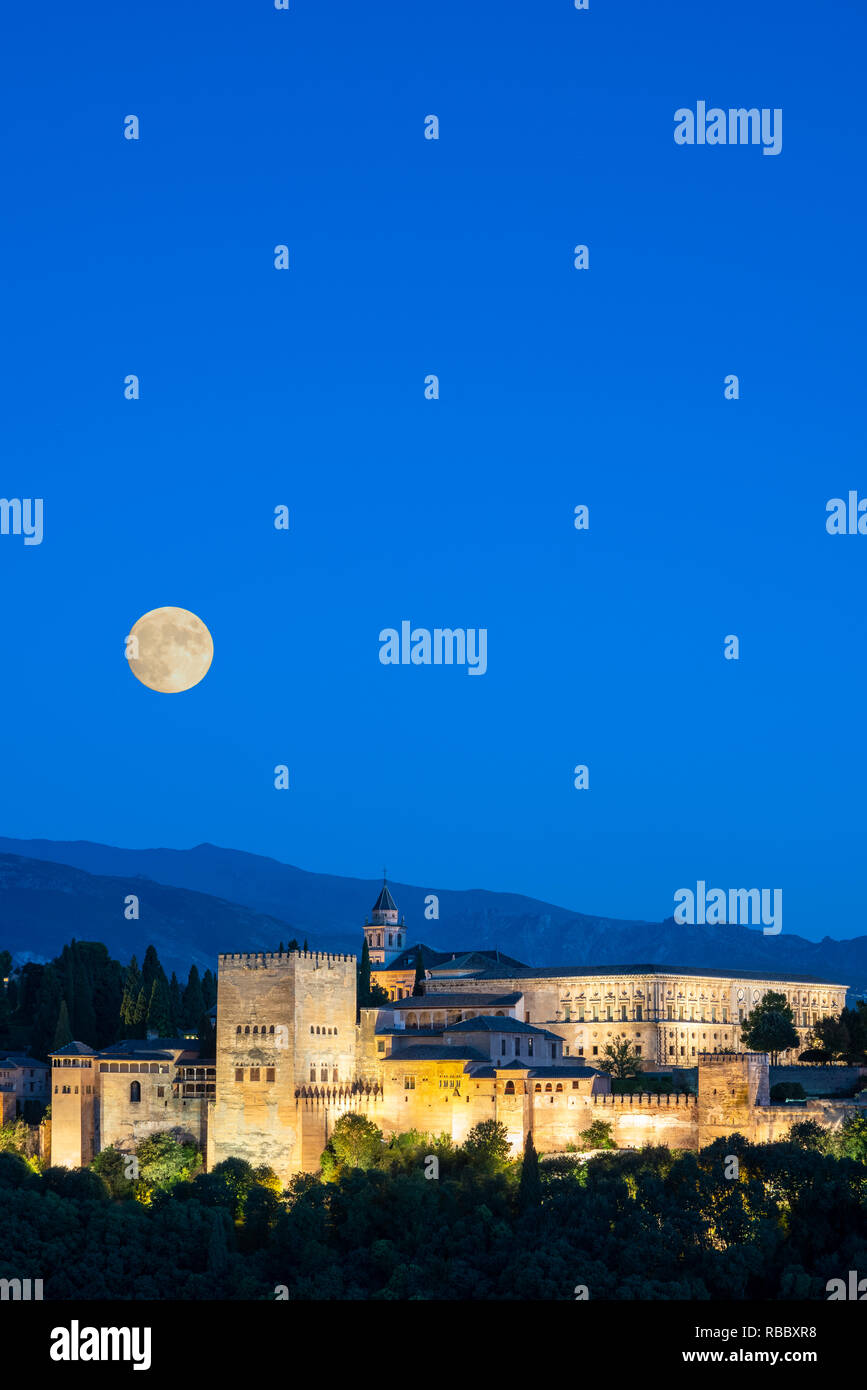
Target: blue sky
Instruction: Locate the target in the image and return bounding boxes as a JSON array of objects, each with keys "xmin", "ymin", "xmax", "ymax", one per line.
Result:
[{"xmin": 2, "ymin": 0, "xmax": 866, "ymax": 941}]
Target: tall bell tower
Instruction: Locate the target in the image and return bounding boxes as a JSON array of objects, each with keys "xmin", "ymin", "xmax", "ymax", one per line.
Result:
[{"xmin": 363, "ymin": 874, "xmax": 406, "ymax": 965}]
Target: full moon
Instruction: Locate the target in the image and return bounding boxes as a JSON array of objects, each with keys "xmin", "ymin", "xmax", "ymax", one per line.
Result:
[{"xmin": 126, "ymin": 607, "xmax": 214, "ymax": 694}]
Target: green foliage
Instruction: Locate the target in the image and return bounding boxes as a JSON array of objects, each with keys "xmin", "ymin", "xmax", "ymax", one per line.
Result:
[
  {"xmin": 462, "ymin": 1119, "xmax": 511, "ymax": 1168},
  {"xmin": 134, "ymin": 1130, "xmax": 202, "ymax": 1202},
  {"xmin": 596, "ymin": 1037, "xmax": 644, "ymax": 1080},
  {"xmin": 581, "ymin": 1119, "xmax": 615, "ymax": 1151},
  {"xmin": 837, "ymin": 1113, "xmax": 867, "ymax": 1163},
  {"xmin": 357, "ymin": 941, "xmax": 389, "ymax": 1009},
  {"xmin": 90, "ymin": 1144, "xmax": 137, "ymax": 1199},
  {"xmin": 146, "ymin": 977, "xmax": 173, "ymax": 1036},
  {"xmin": 811, "ymin": 1006, "xmax": 867, "ymax": 1063},
  {"xmin": 2, "ymin": 1131, "xmax": 867, "ymax": 1300},
  {"xmin": 770, "ymin": 1082, "xmax": 806, "ymax": 1102},
  {"xmin": 518, "ymin": 1130, "xmax": 542, "ymax": 1212},
  {"xmin": 740, "ymin": 991, "xmax": 799, "ymax": 1064},
  {"xmin": 412, "ymin": 947, "xmax": 425, "ymax": 994},
  {"xmin": 53, "ymin": 999, "xmax": 73, "ymax": 1050},
  {"xmin": 787, "ymin": 1119, "xmax": 832, "ymax": 1152},
  {"xmin": 182, "ymin": 965, "xmax": 205, "ymax": 1030},
  {"xmin": 329, "ymin": 1113, "xmax": 384, "ymax": 1171},
  {"xmin": 0, "ymin": 1118, "xmax": 32, "ymax": 1156}
]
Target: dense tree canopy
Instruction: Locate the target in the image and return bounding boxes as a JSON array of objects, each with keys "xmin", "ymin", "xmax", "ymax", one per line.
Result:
[{"xmin": 0, "ymin": 1125, "xmax": 865, "ymax": 1301}]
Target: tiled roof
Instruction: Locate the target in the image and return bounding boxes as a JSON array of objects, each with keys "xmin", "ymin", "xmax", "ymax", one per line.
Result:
[
  {"xmin": 464, "ymin": 963, "xmax": 848, "ymax": 986},
  {"xmin": 387, "ymin": 1044, "xmax": 489, "ymax": 1063},
  {"xmin": 385, "ymin": 992, "xmax": 522, "ymax": 1010},
  {"xmin": 442, "ymin": 1015, "xmax": 559, "ymax": 1039}
]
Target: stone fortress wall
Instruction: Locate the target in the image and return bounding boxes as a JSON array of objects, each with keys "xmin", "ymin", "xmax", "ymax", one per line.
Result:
[{"xmin": 45, "ymin": 901, "xmax": 862, "ymax": 1180}]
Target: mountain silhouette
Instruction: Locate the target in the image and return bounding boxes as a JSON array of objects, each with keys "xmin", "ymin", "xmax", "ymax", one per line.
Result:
[{"xmin": 0, "ymin": 837, "xmax": 864, "ymax": 995}]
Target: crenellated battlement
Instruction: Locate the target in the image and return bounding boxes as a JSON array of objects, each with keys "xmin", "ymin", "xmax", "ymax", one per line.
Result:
[
  {"xmin": 698, "ymin": 1051, "xmax": 768, "ymax": 1065},
  {"xmin": 218, "ymin": 950, "xmax": 357, "ymax": 967},
  {"xmin": 593, "ymin": 1092, "xmax": 694, "ymax": 1107}
]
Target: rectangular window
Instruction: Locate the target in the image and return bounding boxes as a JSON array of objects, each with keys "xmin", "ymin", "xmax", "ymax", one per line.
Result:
[
  {"xmin": 635, "ymin": 1006, "xmax": 642, "ymax": 1021},
  {"xmin": 578, "ymin": 1046, "xmax": 584, "ymax": 1056},
  {"xmin": 235, "ymin": 1069, "xmax": 244, "ymax": 1083},
  {"xmin": 666, "ymin": 1006, "xmax": 673, "ymax": 1020},
  {"xmin": 250, "ymin": 1068, "xmax": 260, "ymax": 1081},
  {"xmin": 158, "ymin": 1085, "xmax": 165, "ymax": 1097},
  {"xmin": 377, "ymin": 1040, "xmax": 385, "ymax": 1052},
  {"xmin": 620, "ymin": 1006, "xmax": 627, "ymax": 1021},
  {"xmin": 266, "ymin": 1068, "xmax": 276, "ymax": 1082},
  {"xmin": 635, "ymin": 1046, "xmax": 642, "ymax": 1056},
  {"xmin": 514, "ymin": 1038, "xmax": 520, "ymax": 1055},
  {"xmin": 527, "ymin": 1038, "xmax": 534, "ymax": 1056},
  {"xmin": 404, "ymin": 1076, "xmax": 415, "ymax": 1090}
]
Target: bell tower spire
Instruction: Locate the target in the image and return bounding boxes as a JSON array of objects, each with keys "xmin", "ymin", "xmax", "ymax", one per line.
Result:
[{"xmin": 363, "ymin": 872, "xmax": 406, "ymax": 965}]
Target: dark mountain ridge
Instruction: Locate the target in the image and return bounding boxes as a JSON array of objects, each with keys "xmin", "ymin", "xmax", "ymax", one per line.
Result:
[{"xmin": 0, "ymin": 837, "xmax": 865, "ymax": 994}]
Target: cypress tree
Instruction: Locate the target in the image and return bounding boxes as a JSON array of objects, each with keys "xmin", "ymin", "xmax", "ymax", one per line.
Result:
[
  {"xmin": 72, "ymin": 949, "xmax": 97, "ymax": 1045},
  {"xmin": 519, "ymin": 1129, "xmax": 542, "ymax": 1214},
  {"xmin": 412, "ymin": 946, "xmax": 425, "ymax": 996},
  {"xmin": 121, "ymin": 956, "xmax": 142, "ymax": 1027},
  {"xmin": 32, "ymin": 965, "xmax": 63, "ymax": 1060},
  {"xmin": 132, "ymin": 987, "xmax": 148, "ymax": 1039},
  {"xmin": 168, "ymin": 972, "xmax": 183, "ymax": 1032},
  {"xmin": 198, "ymin": 1010, "xmax": 216, "ymax": 1055},
  {"xmin": 147, "ymin": 977, "xmax": 172, "ymax": 1037},
  {"xmin": 201, "ymin": 968, "xmax": 217, "ymax": 1010},
  {"xmin": 53, "ymin": 999, "xmax": 73, "ymax": 1050},
  {"xmin": 182, "ymin": 965, "xmax": 205, "ymax": 1030},
  {"xmin": 359, "ymin": 939, "xmax": 372, "ymax": 1007},
  {"xmin": 141, "ymin": 945, "xmax": 166, "ymax": 998}
]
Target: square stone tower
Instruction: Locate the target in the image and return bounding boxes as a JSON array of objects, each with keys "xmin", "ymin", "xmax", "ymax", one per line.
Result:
[
  {"xmin": 48, "ymin": 1043, "xmax": 98, "ymax": 1168},
  {"xmin": 209, "ymin": 950, "xmax": 356, "ymax": 1183},
  {"xmin": 698, "ymin": 1051, "xmax": 770, "ymax": 1147}
]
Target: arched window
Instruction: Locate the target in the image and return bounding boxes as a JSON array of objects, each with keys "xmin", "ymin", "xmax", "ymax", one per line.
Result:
[
  {"xmin": 269, "ymin": 1025, "xmax": 274, "ymax": 1033},
  {"xmin": 555, "ymin": 1083, "xmax": 563, "ymax": 1093},
  {"xmin": 236, "ymin": 1025, "xmax": 241, "ymax": 1034},
  {"xmin": 504, "ymin": 1080, "xmax": 515, "ymax": 1095},
  {"xmin": 244, "ymin": 1025, "xmax": 250, "ymax": 1034},
  {"xmin": 545, "ymin": 1083, "xmax": 552, "ymax": 1093},
  {"xmin": 253, "ymin": 1026, "xmax": 258, "ymax": 1034},
  {"xmin": 130, "ymin": 1081, "xmax": 141, "ymax": 1103},
  {"xmin": 534, "ymin": 1083, "xmax": 542, "ymax": 1093}
]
